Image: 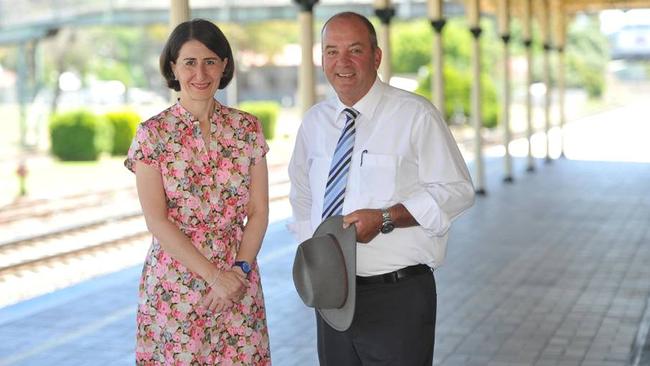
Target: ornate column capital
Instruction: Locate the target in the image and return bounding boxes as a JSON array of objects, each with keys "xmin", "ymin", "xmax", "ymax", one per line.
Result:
[
  {"xmin": 293, "ymin": 0, "xmax": 318, "ymax": 12},
  {"xmin": 430, "ymin": 18, "xmax": 447, "ymax": 34},
  {"xmin": 374, "ymin": 7, "xmax": 396, "ymax": 25},
  {"xmin": 470, "ymin": 26, "xmax": 482, "ymax": 39}
]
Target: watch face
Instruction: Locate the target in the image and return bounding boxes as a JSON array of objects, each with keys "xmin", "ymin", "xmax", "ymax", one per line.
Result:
[
  {"xmin": 380, "ymin": 209, "xmax": 395, "ymax": 234},
  {"xmin": 380, "ymin": 222, "xmax": 395, "ymax": 234},
  {"xmin": 235, "ymin": 261, "xmax": 251, "ymax": 274}
]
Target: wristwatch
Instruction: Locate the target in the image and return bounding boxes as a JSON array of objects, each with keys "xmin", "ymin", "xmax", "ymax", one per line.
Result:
[
  {"xmin": 233, "ymin": 260, "xmax": 252, "ymax": 275},
  {"xmin": 380, "ymin": 208, "xmax": 395, "ymax": 234}
]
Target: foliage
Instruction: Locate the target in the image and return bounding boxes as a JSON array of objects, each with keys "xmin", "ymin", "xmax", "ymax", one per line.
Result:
[
  {"xmin": 222, "ymin": 20, "xmax": 299, "ymax": 59},
  {"xmin": 391, "ymin": 21, "xmax": 433, "ymax": 74},
  {"xmin": 416, "ymin": 65, "xmax": 498, "ymax": 129},
  {"xmin": 40, "ymin": 29, "xmax": 90, "ymax": 90},
  {"xmin": 0, "ymin": 47, "xmax": 16, "ymax": 69},
  {"xmin": 49, "ymin": 109, "xmax": 112, "ymax": 161},
  {"xmin": 565, "ymin": 16, "xmax": 609, "ymax": 98},
  {"xmin": 390, "ymin": 18, "xmax": 499, "ymax": 74},
  {"xmin": 506, "ymin": 15, "xmax": 608, "ymax": 98},
  {"xmin": 399, "ymin": 18, "xmax": 500, "ymax": 128},
  {"xmin": 440, "ymin": 19, "xmax": 474, "ymax": 70},
  {"xmin": 238, "ymin": 101, "xmax": 280, "ymax": 140},
  {"xmin": 105, "ymin": 109, "xmax": 140, "ymax": 156},
  {"xmin": 39, "ymin": 25, "xmax": 167, "ymax": 94},
  {"xmin": 87, "ymin": 25, "xmax": 166, "ymax": 89}
]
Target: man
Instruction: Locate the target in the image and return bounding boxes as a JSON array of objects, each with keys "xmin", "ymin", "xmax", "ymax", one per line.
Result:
[{"xmin": 288, "ymin": 11, "xmax": 475, "ymax": 365}]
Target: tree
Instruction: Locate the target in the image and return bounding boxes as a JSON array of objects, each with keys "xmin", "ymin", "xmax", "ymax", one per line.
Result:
[
  {"xmin": 389, "ymin": 18, "xmax": 500, "ymax": 128},
  {"xmin": 565, "ymin": 15, "xmax": 608, "ymax": 98},
  {"xmin": 221, "ymin": 20, "xmax": 299, "ymax": 61},
  {"xmin": 87, "ymin": 25, "xmax": 167, "ymax": 95},
  {"xmin": 41, "ymin": 28, "xmax": 89, "ymax": 113},
  {"xmin": 390, "ymin": 21, "xmax": 432, "ymax": 74}
]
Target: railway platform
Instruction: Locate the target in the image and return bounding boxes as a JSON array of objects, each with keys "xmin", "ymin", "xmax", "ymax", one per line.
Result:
[
  {"xmin": 2, "ymin": 99, "xmax": 650, "ymax": 365},
  {"xmin": 1, "ymin": 155, "xmax": 649, "ymax": 366}
]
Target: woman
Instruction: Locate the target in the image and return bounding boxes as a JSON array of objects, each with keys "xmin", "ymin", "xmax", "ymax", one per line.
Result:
[{"xmin": 125, "ymin": 19, "xmax": 271, "ymax": 365}]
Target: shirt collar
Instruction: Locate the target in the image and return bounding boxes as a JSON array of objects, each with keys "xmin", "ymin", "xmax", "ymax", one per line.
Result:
[
  {"xmin": 171, "ymin": 99, "xmax": 196, "ymax": 125},
  {"xmin": 334, "ymin": 76, "xmax": 385, "ymax": 124},
  {"xmin": 170, "ymin": 98, "xmax": 223, "ymax": 127}
]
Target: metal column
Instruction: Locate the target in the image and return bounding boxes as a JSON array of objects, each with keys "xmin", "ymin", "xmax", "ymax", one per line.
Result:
[
  {"xmin": 523, "ymin": 0, "xmax": 535, "ymax": 172},
  {"xmin": 169, "ymin": 0, "xmax": 190, "ymax": 29},
  {"xmin": 428, "ymin": 0, "xmax": 446, "ymax": 118},
  {"xmin": 467, "ymin": 0, "xmax": 485, "ymax": 195},
  {"xmin": 498, "ymin": 0, "xmax": 513, "ymax": 182},
  {"xmin": 554, "ymin": 1, "xmax": 567, "ymax": 158},
  {"xmin": 294, "ymin": 0, "xmax": 318, "ymax": 116},
  {"xmin": 169, "ymin": 0, "xmax": 189, "ymax": 103},
  {"xmin": 375, "ymin": 0, "xmax": 395, "ymax": 83},
  {"xmin": 541, "ymin": 0, "xmax": 553, "ymax": 163}
]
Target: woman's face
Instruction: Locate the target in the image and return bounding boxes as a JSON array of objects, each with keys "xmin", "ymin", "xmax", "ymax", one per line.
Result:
[{"xmin": 171, "ymin": 39, "xmax": 228, "ymax": 103}]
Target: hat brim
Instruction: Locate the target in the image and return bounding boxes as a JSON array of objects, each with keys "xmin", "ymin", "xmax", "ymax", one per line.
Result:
[{"xmin": 314, "ymin": 215, "xmax": 356, "ymax": 332}]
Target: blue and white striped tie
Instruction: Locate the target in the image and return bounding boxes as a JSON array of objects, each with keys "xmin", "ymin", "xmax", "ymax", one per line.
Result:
[{"xmin": 322, "ymin": 108, "xmax": 359, "ymax": 219}]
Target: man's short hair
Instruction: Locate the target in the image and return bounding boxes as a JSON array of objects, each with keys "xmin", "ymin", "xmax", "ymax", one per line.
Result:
[{"xmin": 322, "ymin": 12, "xmax": 378, "ymax": 50}]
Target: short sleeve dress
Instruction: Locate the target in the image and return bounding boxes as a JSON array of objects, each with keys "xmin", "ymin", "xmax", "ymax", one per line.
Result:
[{"xmin": 125, "ymin": 101, "xmax": 271, "ymax": 365}]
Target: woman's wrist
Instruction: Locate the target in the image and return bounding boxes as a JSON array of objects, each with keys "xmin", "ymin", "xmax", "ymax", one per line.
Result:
[
  {"xmin": 232, "ymin": 266, "xmax": 246, "ymax": 277},
  {"xmin": 206, "ymin": 269, "xmax": 221, "ymax": 289}
]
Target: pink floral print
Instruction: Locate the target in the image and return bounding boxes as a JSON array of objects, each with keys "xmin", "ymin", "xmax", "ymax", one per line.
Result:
[{"xmin": 125, "ymin": 101, "xmax": 271, "ymax": 365}]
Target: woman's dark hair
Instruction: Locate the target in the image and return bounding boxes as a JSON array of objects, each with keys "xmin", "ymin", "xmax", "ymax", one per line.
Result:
[{"xmin": 159, "ymin": 19, "xmax": 234, "ymax": 91}]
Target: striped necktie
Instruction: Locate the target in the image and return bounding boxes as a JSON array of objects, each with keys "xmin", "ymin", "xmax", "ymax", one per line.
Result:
[{"xmin": 322, "ymin": 108, "xmax": 359, "ymax": 219}]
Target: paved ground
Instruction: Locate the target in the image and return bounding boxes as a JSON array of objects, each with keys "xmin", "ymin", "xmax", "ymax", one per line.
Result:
[
  {"xmin": 2, "ymin": 96, "xmax": 650, "ymax": 365},
  {"xmin": 0, "ymin": 155, "xmax": 649, "ymax": 366}
]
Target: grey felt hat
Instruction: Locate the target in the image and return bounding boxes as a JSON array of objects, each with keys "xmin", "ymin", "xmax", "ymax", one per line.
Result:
[{"xmin": 292, "ymin": 215, "xmax": 356, "ymax": 331}]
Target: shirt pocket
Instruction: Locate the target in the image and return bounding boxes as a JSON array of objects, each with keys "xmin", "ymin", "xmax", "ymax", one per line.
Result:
[{"xmin": 359, "ymin": 153, "xmax": 399, "ymax": 204}]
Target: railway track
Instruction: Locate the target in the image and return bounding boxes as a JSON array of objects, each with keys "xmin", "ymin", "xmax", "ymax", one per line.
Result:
[
  {"xmin": 0, "ymin": 162, "xmax": 288, "ymax": 221},
  {"xmin": 0, "ymin": 171, "xmax": 291, "ymax": 307},
  {"xmin": 0, "ymin": 186, "xmax": 137, "ymax": 225},
  {"xmin": 0, "ymin": 212, "xmax": 147, "ymax": 274},
  {"xmin": 0, "ymin": 182, "xmax": 290, "ymax": 276}
]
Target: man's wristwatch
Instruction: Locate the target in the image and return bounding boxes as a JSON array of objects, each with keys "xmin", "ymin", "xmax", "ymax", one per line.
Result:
[
  {"xmin": 233, "ymin": 261, "xmax": 252, "ymax": 276},
  {"xmin": 380, "ymin": 208, "xmax": 395, "ymax": 234}
]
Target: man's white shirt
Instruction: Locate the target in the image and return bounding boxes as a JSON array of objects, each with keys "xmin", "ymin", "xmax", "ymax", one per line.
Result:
[{"xmin": 288, "ymin": 77, "xmax": 475, "ymax": 276}]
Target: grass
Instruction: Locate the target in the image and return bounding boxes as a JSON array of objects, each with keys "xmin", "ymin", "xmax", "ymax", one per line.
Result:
[{"xmin": 0, "ymin": 102, "xmax": 158, "ymax": 207}]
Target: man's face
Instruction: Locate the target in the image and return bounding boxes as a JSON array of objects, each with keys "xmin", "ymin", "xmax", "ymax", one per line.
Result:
[{"xmin": 321, "ymin": 16, "xmax": 382, "ymax": 106}]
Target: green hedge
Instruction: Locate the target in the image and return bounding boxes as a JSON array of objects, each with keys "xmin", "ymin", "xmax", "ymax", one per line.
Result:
[
  {"xmin": 239, "ymin": 101, "xmax": 280, "ymax": 140},
  {"xmin": 49, "ymin": 110, "xmax": 112, "ymax": 161},
  {"xmin": 105, "ymin": 109, "xmax": 140, "ymax": 156}
]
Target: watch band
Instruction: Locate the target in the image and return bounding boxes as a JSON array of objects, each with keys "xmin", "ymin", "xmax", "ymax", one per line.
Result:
[
  {"xmin": 381, "ymin": 208, "xmax": 391, "ymax": 223},
  {"xmin": 380, "ymin": 208, "xmax": 395, "ymax": 234},
  {"xmin": 233, "ymin": 260, "xmax": 252, "ymax": 275}
]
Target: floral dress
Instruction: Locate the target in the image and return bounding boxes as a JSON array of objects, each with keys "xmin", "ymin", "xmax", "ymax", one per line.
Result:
[{"xmin": 125, "ymin": 101, "xmax": 271, "ymax": 365}]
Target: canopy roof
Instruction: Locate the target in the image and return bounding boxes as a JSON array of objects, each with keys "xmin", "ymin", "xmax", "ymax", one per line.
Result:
[
  {"xmin": 0, "ymin": 0, "xmax": 648, "ymax": 45},
  {"xmin": 563, "ymin": 0, "xmax": 650, "ymax": 12},
  {"xmin": 484, "ymin": 0, "xmax": 650, "ymax": 14}
]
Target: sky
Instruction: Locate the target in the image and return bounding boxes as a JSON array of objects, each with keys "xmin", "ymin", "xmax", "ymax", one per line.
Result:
[{"xmin": 599, "ymin": 9, "xmax": 650, "ymax": 34}]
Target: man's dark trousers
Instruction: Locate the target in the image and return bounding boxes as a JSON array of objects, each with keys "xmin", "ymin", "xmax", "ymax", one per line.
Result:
[{"xmin": 317, "ymin": 271, "xmax": 436, "ymax": 366}]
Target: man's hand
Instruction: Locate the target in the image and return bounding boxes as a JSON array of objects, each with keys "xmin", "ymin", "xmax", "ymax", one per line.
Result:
[{"xmin": 342, "ymin": 209, "xmax": 382, "ymax": 243}]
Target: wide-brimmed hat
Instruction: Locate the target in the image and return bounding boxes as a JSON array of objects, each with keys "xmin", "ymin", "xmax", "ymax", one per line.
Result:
[{"xmin": 292, "ymin": 215, "xmax": 356, "ymax": 331}]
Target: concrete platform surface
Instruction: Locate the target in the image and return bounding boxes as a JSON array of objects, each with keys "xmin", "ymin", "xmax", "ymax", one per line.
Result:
[{"xmin": 0, "ymin": 157, "xmax": 649, "ymax": 366}]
